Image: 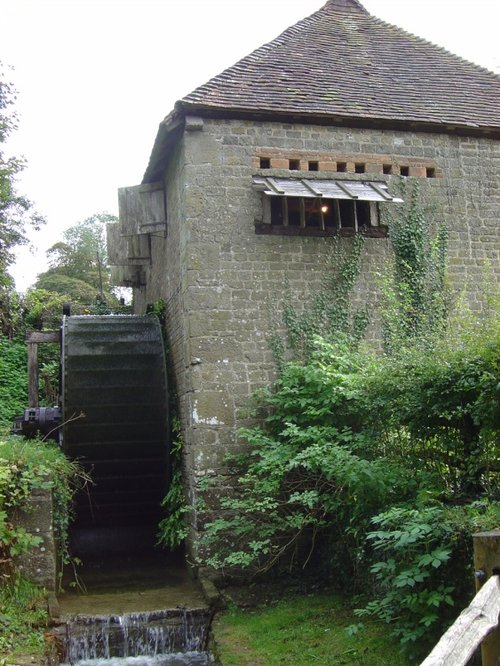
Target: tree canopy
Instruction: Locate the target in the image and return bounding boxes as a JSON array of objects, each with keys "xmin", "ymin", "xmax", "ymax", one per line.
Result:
[
  {"xmin": 0, "ymin": 63, "xmax": 44, "ymax": 336},
  {"xmin": 0, "ymin": 63, "xmax": 43, "ymax": 285},
  {"xmin": 34, "ymin": 212, "xmax": 118, "ymax": 306}
]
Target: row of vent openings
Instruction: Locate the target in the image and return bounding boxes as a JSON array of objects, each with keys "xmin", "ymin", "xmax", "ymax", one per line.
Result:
[{"xmin": 259, "ymin": 157, "xmax": 436, "ymax": 178}]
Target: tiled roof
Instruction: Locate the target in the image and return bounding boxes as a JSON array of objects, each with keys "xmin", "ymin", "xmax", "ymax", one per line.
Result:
[{"xmin": 177, "ymin": 0, "xmax": 500, "ymax": 132}]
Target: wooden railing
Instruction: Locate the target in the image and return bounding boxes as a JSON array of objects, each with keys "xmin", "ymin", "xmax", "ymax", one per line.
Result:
[{"xmin": 420, "ymin": 530, "xmax": 500, "ymax": 666}]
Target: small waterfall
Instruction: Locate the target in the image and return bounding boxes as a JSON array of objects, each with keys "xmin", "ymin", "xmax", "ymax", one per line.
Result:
[{"xmin": 53, "ymin": 608, "xmax": 212, "ymax": 665}]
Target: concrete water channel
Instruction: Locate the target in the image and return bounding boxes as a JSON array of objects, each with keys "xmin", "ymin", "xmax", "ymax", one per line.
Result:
[{"xmin": 48, "ymin": 552, "xmax": 216, "ymax": 665}]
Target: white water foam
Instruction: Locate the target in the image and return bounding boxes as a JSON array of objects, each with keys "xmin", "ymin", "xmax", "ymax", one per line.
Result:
[{"xmin": 63, "ymin": 651, "xmax": 213, "ymax": 665}]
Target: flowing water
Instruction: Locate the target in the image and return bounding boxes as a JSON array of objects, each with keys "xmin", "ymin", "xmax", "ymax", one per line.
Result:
[
  {"xmin": 56, "ymin": 608, "xmax": 213, "ymax": 665},
  {"xmin": 52, "ymin": 556, "xmax": 214, "ymax": 666},
  {"xmin": 62, "ymin": 653, "xmax": 212, "ymax": 665}
]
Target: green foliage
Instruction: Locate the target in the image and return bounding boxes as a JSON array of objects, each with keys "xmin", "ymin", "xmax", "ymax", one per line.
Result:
[
  {"xmin": 0, "ymin": 575, "xmax": 47, "ymax": 657},
  {"xmin": 270, "ymin": 234, "xmax": 368, "ymax": 366},
  {"xmin": 382, "ymin": 180, "xmax": 449, "ymax": 352},
  {"xmin": 154, "ymin": 298, "xmax": 189, "ymax": 550},
  {"xmin": 200, "ymin": 326, "xmax": 498, "ymax": 654},
  {"xmin": 0, "ymin": 336, "xmax": 27, "ymax": 424},
  {"xmin": 0, "ymin": 64, "xmax": 44, "ymax": 339},
  {"xmin": 35, "ymin": 212, "xmax": 118, "ymax": 306},
  {"xmin": 157, "ymin": 419, "xmax": 188, "ymax": 550},
  {"xmin": 355, "ymin": 501, "xmax": 499, "ymax": 653},
  {"xmin": 200, "ymin": 185, "xmax": 499, "ymax": 655},
  {"xmin": 200, "ymin": 340, "xmax": 423, "ymax": 575},
  {"xmin": 0, "ymin": 63, "xmax": 44, "ymax": 280},
  {"xmin": 360, "ymin": 318, "xmax": 499, "ymax": 496},
  {"xmin": 20, "ymin": 288, "xmax": 68, "ymax": 332},
  {"xmin": 0, "ymin": 435, "xmax": 86, "ymax": 580},
  {"xmin": 33, "ymin": 273, "xmax": 99, "ymax": 304}
]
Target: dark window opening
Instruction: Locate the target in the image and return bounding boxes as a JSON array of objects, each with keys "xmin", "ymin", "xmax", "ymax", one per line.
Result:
[
  {"xmin": 336, "ymin": 162, "xmax": 347, "ymax": 173},
  {"xmin": 426, "ymin": 167, "xmax": 436, "ymax": 178},
  {"xmin": 356, "ymin": 201, "xmax": 371, "ymax": 227},
  {"xmin": 259, "ymin": 157, "xmax": 271, "ymax": 169},
  {"xmin": 270, "ymin": 197, "xmax": 285, "ymax": 226},
  {"xmin": 308, "ymin": 161, "xmax": 319, "ymax": 171},
  {"xmin": 338, "ymin": 200, "xmax": 355, "ymax": 228},
  {"xmin": 270, "ymin": 197, "xmax": 376, "ymax": 233},
  {"xmin": 287, "ymin": 198, "xmax": 301, "ymax": 226},
  {"xmin": 383, "ymin": 164, "xmax": 393, "ymax": 175},
  {"xmin": 400, "ymin": 166, "xmax": 409, "ymax": 177},
  {"xmin": 289, "ymin": 159, "xmax": 300, "ymax": 171},
  {"xmin": 355, "ymin": 163, "xmax": 366, "ymax": 174}
]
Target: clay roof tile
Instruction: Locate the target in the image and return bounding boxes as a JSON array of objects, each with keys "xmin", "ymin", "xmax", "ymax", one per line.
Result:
[{"xmin": 177, "ymin": 0, "xmax": 500, "ymax": 131}]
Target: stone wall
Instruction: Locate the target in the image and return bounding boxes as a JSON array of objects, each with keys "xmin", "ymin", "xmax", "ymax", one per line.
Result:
[
  {"xmin": 13, "ymin": 486, "xmax": 57, "ymax": 590},
  {"xmin": 134, "ymin": 117, "xmax": 500, "ymax": 556}
]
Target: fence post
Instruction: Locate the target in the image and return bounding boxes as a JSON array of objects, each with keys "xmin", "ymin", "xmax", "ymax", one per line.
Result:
[{"xmin": 473, "ymin": 530, "xmax": 500, "ymax": 666}]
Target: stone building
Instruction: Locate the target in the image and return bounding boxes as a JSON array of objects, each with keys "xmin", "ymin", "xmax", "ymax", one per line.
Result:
[{"xmin": 108, "ymin": 0, "xmax": 500, "ymax": 554}]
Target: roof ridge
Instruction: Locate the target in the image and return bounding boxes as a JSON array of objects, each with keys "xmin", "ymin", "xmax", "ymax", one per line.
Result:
[
  {"xmin": 370, "ymin": 15, "xmax": 500, "ymax": 80},
  {"xmin": 323, "ymin": 0, "xmax": 369, "ymax": 13}
]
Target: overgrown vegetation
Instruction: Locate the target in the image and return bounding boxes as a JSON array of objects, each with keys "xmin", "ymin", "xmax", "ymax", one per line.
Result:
[
  {"xmin": 0, "ymin": 575, "xmax": 48, "ymax": 659},
  {"xmin": 200, "ymin": 184, "xmax": 500, "ymax": 658},
  {"xmin": 0, "ymin": 435, "xmax": 86, "ymax": 581},
  {"xmin": 0, "ymin": 434, "xmax": 87, "ymax": 660}
]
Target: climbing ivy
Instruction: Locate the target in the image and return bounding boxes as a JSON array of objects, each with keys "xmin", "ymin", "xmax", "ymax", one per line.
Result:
[
  {"xmin": 382, "ymin": 180, "xmax": 449, "ymax": 352},
  {"xmin": 270, "ymin": 233, "xmax": 369, "ymax": 367}
]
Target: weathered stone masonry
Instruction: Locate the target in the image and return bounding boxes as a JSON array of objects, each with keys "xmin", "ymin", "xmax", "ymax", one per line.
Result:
[{"xmin": 131, "ymin": 117, "xmax": 500, "ymax": 554}]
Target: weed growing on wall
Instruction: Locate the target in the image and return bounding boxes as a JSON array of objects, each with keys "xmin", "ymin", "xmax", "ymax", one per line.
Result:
[
  {"xmin": 148, "ymin": 300, "xmax": 189, "ymax": 551},
  {"xmin": 157, "ymin": 417, "xmax": 188, "ymax": 549}
]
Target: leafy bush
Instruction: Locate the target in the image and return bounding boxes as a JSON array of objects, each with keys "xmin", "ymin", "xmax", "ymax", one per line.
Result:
[
  {"xmin": 198, "ymin": 184, "xmax": 498, "ymax": 655},
  {"xmin": 355, "ymin": 500, "xmax": 499, "ymax": 653},
  {"xmin": 200, "ymin": 322, "xmax": 499, "ymax": 654},
  {"xmin": 0, "ymin": 336, "xmax": 27, "ymax": 425},
  {"xmin": 0, "ymin": 435, "xmax": 86, "ymax": 579}
]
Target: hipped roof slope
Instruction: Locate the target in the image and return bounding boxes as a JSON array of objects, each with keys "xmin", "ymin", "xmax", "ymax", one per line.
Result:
[
  {"xmin": 181, "ymin": 0, "xmax": 499, "ymax": 129},
  {"xmin": 144, "ymin": 0, "xmax": 500, "ymax": 182}
]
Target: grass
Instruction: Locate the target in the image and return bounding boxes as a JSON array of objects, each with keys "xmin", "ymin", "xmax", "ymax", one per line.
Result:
[
  {"xmin": 212, "ymin": 591, "xmax": 409, "ymax": 665},
  {"xmin": 0, "ymin": 576, "xmax": 48, "ymax": 663}
]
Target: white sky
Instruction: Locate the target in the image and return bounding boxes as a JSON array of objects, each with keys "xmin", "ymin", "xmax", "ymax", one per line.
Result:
[{"xmin": 2, "ymin": 0, "xmax": 499, "ymax": 291}]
